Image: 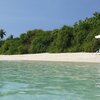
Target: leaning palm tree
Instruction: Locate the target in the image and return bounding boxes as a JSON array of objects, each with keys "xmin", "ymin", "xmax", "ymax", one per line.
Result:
[{"xmin": 0, "ymin": 29, "xmax": 6, "ymax": 40}]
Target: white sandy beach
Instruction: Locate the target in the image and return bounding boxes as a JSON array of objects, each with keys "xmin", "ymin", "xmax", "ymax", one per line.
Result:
[{"xmin": 0, "ymin": 53, "xmax": 100, "ymax": 63}]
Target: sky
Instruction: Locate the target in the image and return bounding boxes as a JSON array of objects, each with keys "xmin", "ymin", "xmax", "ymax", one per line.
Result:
[{"xmin": 0, "ymin": 0, "xmax": 100, "ymax": 37}]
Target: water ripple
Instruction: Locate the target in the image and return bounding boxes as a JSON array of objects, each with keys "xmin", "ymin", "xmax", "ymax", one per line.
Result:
[{"xmin": 0, "ymin": 61, "xmax": 100, "ymax": 100}]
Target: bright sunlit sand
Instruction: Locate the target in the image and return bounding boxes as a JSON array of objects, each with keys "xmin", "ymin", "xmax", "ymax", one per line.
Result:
[{"xmin": 0, "ymin": 53, "xmax": 100, "ymax": 63}]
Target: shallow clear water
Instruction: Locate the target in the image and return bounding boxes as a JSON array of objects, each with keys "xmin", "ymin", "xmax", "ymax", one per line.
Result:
[{"xmin": 0, "ymin": 61, "xmax": 100, "ymax": 100}]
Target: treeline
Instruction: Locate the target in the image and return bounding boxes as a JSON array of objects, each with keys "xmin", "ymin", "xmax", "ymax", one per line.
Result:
[{"xmin": 0, "ymin": 12, "xmax": 100, "ymax": 54}]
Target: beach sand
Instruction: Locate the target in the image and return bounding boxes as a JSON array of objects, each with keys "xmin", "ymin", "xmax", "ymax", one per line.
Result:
[{"xmin": 0, "ymin": 53, "xmax": 100, "ymax": 63}]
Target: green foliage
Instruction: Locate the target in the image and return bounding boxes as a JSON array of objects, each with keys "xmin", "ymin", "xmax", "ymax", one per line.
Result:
[
  {"xmin": 48, "ymin": 26, "xmax": 73, "ymax": 52},
  {"xmin": 0, "ymin": 29, "xmax": 6, "ymax": 40},
  {"xmin": 18, "ymin": 45, "xmax": 29, "ymax": 54},
  {"xmin": 0, "ymin": 12, "xmax": 100, "ymax": 54},
  {"xmin": 30, "ymin": 32, "xmax": 53, "ymax": 53},
  {"xmin": 7, "ymin": 35, "xmax": 14, "ymax": 40},
  {"xmin": 0, "ymin": 38, "xmax": 20, "ymax": 54}
]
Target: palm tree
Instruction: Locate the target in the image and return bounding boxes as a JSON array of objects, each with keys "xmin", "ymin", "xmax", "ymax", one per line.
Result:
[
  {"xmin": 0, "ymin": 29, "xmax": 6, "ymax": 40},
  {"xmin": 7, "ymin": 35, "xmax": 13, "ymax": 40}
]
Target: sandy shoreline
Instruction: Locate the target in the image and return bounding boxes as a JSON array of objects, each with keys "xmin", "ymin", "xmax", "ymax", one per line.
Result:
[{"xmin": 0, "ymin": 53, "xmax": 100, "ymax": 63}]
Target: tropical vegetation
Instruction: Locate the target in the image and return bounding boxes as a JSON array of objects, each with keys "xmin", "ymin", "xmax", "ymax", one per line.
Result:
[{"xmin": 0, "ymin": 12, "xmax": 100, "ymax": 54}]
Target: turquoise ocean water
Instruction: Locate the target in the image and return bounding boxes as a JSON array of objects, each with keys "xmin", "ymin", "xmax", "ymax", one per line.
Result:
[{"xmin": 0, "ymin": 61, "xmax": 100, "ymax": 100}]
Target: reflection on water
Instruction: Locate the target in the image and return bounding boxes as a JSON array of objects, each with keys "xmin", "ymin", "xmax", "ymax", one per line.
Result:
[{"xmin": 0, "ymin": 61, "xmax": 100, "ymax": 100}]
